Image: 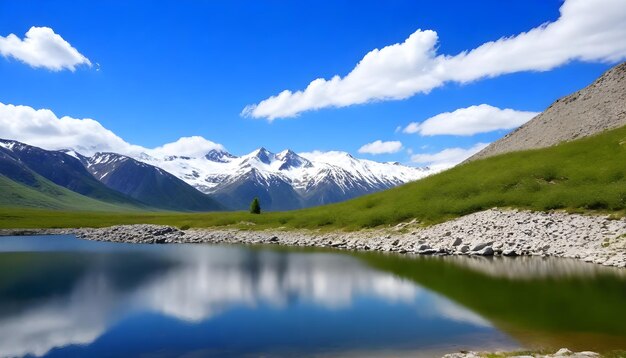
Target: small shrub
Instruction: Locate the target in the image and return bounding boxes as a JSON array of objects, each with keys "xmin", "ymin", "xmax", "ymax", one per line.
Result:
[
  {"xmin": 519, "ymin": 179, "xmax": 541, "ymax": 192},
  {"xmin": 315, "ymin": 218, "xmax": 335, "ymax": 227},
  {"xmin": 361, "ymin": 215, "xmax": 387, "ymax": 228},
  {"xmin": 539, "ymin": 195, "xmax": 566, "ymax": 210},
  {"xmin": 585, "ymin": 200, "xmax": 609, "ymax": 210},
  {"xmin": 606, "ymin": 170, "xmax": 625, "ymax": 182},
  {"xmin": 537, "ymin": 167, "xmax": 559, "ymax": 182},
  {"xmin": 363, "ymin": 199, "xmax": 378, "ymax": 209},
  {"xmin": 249, "ymin": 197, "xmax": 261, "ymax": 214}
]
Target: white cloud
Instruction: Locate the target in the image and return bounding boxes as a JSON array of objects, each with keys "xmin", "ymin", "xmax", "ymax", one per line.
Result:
[
  {"xmin": 0, "ymin": 26, "xmax": 91, "ymax": 71},
  {"xmin": 243, "ymin": 0, "xmax": 626, "ymax": 120},
  {"xmin": 150, "ymin": 136, "xmax": 225, "ymax": 158},
  {"xmin": 404, "ymin": 104, "xmax": 539, "ymax": 136},
  {"xmin": 410, "ymin": 142, "xmax": 489, "ymax": 171},
  {"xmin": 0, "ymin": 102, "xmax": 224, "ymax": 157},
  {"xmin": 0, "ymin": 102, "xmax": 141, "ymax": 155},
  {"xmin": 358, "ymin": 140, "xmax": 403, "ymax": 155}
]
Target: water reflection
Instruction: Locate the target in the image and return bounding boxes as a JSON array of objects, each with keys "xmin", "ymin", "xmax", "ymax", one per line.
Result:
[
  {"xmin": 0, "ymin": 236, "xmax": 510, "ymax": 357},
  {"xmin": 131, "ymin": 247, "xmax": 421, "ymax": 321},
  {"xmin": 437, "ymin": 255, "xmax": 626, "ymax": 279},
  {"xmin": 362, "ymin": 253, "xmax": 626, "ymax": 353},
  {"xmin": 0, "ymin": 273, "xmax": 108, "ymax": 357}
]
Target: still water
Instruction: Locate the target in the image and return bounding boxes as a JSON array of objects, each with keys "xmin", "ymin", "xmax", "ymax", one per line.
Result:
[{"xmin": 0, "ymin": 235, "xmax": 624, "ymax": 357}]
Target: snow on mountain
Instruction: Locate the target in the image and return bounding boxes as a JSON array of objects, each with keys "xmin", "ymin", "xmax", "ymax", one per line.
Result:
[
  {"xmin": 132, "ymin": 147, "xmax": 433, "ymax": 210},
  {"xmin": 0, "ymin": 139, "xmax": 27, "ymax": 152},
  {"xmin": 1, "ymin": 137, "xmax": 432, "ymax": 211},
  {"xmin": 299, "ymin": 151, "xmax": 427, "ymax": 188},
  {"xmin": 0, "ymin": 140, "xmax": 14, "ymax": 151},
  {"xmin": 77, "ymin": 151, "xmax": 223, "ymax": 211}
]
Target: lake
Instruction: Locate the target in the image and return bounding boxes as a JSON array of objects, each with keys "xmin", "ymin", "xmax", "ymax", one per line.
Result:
[{"xmin": 0, "ymin": 235, "xmax": 624, "ymax": 357}]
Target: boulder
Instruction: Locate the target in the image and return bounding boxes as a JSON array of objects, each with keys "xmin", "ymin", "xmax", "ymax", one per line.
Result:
[
  {"xmin": 503, "ymin": 249, "xmax": 519, "ymax": 257},
  {"xmin": 471, "ymin": 242, "xmax": 493, "ymax": 251},
  {"xmin": 476, "ymin": 246, "xmax": 494, "ymax": 256}
]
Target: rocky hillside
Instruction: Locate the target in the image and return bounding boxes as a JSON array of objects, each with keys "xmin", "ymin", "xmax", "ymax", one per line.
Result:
[{"xmin": 468, "ymin": 62, "xmax": 626, "ymax": 161}]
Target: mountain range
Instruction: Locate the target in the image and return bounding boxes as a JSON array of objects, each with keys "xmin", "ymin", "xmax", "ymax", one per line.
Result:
[
  {"xmin": 136, "ymin": 147, "xmax": 432, "ymax": 210},
  {"xmin": 0, "ymin": 139, "xmax": 431, "ymax": 211}
]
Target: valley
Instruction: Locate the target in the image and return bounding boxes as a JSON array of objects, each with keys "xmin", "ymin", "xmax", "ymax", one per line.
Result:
[{"xmin": 1, "ymin": 4, "xmax": 625, "ymax": 356}]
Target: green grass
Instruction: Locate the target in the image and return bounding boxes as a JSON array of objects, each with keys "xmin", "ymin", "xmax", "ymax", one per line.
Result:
[
  {"xmin": 1, "ymin": 124, "xmax": 626, "ymax": 229},
  {"xmin": 0, "ymin": 174, "xmax": 141, "ymax": 212},
  {"xmin": 481, "ymin": 351, "xmax": 626, "ymax": 358}
]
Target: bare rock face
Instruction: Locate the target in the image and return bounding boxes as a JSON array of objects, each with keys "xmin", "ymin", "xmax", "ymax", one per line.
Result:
[{"xmin": 468, "ymin": 62, "xmax": 626, "ymax": 162}]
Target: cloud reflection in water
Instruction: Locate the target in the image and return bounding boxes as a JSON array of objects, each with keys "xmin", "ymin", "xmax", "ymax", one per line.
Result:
[{"xmin": 0, "ymin": 241, "xmax": 495, "ymax": 357}]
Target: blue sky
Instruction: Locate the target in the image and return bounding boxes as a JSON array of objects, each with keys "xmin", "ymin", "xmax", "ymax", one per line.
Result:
[{"xmin": 0, "ymin": 0, "xmax": 623, "ymax": 167}]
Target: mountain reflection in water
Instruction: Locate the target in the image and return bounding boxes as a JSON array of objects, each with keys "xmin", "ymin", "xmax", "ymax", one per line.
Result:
[{"xmin": 0, "ymin": 235, "xmax": 623, "ymax": 357}]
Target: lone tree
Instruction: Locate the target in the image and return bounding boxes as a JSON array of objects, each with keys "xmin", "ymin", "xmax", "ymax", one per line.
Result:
[{"xmin": 249, "ymin": 197, "xmax": 261, "ymax": 214}]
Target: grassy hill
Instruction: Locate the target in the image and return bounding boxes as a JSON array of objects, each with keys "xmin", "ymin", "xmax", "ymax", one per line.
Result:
[
  {"xmin": 1, "ymin": 124, "xmax": 625, "ymax": 229},
  {"xmin": 0, "ymin": 141, "xmax": 149, "ymax": 209},
  {"xmin": 0, "ymin": 172, "xmax": 143, "ymax": 212}
]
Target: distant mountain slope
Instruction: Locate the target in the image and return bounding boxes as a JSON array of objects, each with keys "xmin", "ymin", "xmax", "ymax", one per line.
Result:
[
  {"xmin": 0, "ymin": 147, "xmax": 139, "ymax": 211},
  {"xmin": 0, "ymin": 139, "xmax": 224, "ymax": 212},
  {"xmin": 0, "ymin": 140, "xmax": 145, "ymax": 208},
  {"xmin": 82, "ymin": 152, "xmax": 223, "ymax": 212},
  {"xmin": 211, "ymin": 167, "xmax": 304, "ymax": 211},
  {"xmin": 469, "ymin": 62, "xmax": 626, "ymax": 161},
  {"xmin": 1, "ymin": 136, "xmax": 432, "ymax": 212},
  {"xmin": 137, "ymin": 147, "xmax": 432, "ymax": 211},
  {"xmin": 0, "ymin": 173, "xmax": 140, "ymax": 211}
]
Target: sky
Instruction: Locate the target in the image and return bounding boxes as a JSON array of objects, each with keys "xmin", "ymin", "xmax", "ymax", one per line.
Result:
[{"xmin": 0, "ymin": 0, "xmax": 625, "ymax": 169}]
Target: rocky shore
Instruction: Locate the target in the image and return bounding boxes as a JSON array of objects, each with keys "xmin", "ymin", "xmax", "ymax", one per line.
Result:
[
  {"xmin": 2, "ymin": 208, "xmax": 624, "ymax": 268},
  {"xmin": 443, "ymin": 348, "xmax": 601, "ymax": 358}
]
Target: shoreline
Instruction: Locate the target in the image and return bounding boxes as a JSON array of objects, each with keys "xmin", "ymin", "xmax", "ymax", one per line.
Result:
[{"xmin": 1, "ymin": 208, "xmax": 624, "ymax": 268}]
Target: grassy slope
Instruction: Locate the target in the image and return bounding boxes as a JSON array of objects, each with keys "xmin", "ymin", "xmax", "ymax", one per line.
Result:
[
  {"xmin": 1, "ymin": 124, "xmax": 625, "ymax": 229},
  {"xmin": 0, "ymin": 173, "xmax": 142, "ymax": 212}
]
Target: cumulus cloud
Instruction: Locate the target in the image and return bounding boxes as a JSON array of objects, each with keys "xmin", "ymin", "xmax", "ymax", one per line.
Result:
[
  {"xmin": 358, "ymin": 140, "xmax": 403, "ymax": 155},
  {"xmin": 0, "ymin": 26, "xmax": 91, "ymax": 71},
  {"xmin": 243, "ymin": 0, "xmax": 626, "ymax": 120},
  {"xmin": 0, "ymin": 102, "xmax": 141, "ymax": 155},
  {"xmin": 0, "ymin": 102, "xmax": 224, "ymax": 157},
  {"xmin": 410, "ymin": 143, "xmax": 489, "ymax": 171},
  {"xmin": 404, "ymin": 104, "xmax": 539, "ymax": 136},
  {"xmin": 149, "ymin": 136, "xmax": 225, "ymax": 158}
]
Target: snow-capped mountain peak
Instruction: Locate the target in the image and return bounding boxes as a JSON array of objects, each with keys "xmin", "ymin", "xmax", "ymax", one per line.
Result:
[
  {"xmin": 59, "ymin": 149, "xmax": 83, "ymax": 160},
  {"xmin": 247, "ymin": 147, "xmax": 275, "ymax": 165},
  {"xmin": 126, "ymin": 146, "xmax": 434, "ymax": 210},
  {"xmin": 276, "ymin": 150, "xmax": 312, "ymax": 171},
  {"xmin": 205, "ymin": 149, "xmax": 237, "ymax": 163},
  {"xmin": 28, "ymin": 140, "xmax": 433, "ymax": 211}
]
